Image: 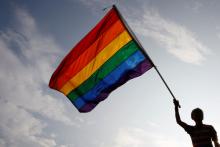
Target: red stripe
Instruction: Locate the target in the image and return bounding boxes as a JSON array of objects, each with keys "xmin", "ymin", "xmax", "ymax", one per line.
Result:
[
  {"xmin": 49, "ymin": 8, "xmax": 119, "ymax": 89},
  {"xmin": 54, "ymin": 21, "xmax": 125, "ymax": 90}
]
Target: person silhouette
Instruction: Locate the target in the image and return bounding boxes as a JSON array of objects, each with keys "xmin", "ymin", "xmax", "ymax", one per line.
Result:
[{"xmin": 174, "ymin": 99, "xmax": 220, "ymax": 147}]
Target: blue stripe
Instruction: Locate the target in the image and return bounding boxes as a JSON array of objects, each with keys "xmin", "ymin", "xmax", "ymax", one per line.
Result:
[
  {"xmin": 72, "ymin": 50, "xmax": 145, "ymax": 109},
  {"xmin": 74, "ymin": 98, "xmax": 85, "ymax": 109}
]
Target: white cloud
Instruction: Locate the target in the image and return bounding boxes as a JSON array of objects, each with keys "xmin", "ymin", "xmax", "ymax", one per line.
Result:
[
  {"xmin": 128, "ymin": 7, "xmax": 210, "ymax": 65},
  {"xmin": 0, "ymin": 7, "xmax": 76, "ymax": 147},
  {"xmin": 113, "ymin": 127, "xmax": 182, "ymax": 147},
  {"xmin": 0, "ymin": 100, "xmax": 57, "ymax": 147},
  {"xmin": 114, "ymin": 128, "xmax": 150, "ymax": 147}
]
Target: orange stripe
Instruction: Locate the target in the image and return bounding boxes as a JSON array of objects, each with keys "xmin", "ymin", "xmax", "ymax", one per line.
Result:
[
  {"xmin": 55, "ymin": 20, "xmax": 125, "ymax": 90},
  {"xmin": 60, "ymin": 31, "xmax": 132, "ymax": 95}
]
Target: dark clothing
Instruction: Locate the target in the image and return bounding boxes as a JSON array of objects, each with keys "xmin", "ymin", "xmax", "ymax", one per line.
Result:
[{"xmin": 182, "ymin": 124, "xmax": 217, "ymax": 147}]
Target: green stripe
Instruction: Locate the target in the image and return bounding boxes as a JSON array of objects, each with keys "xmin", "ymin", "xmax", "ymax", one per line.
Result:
[{"xmin": 67, "ymin": 40, "xmax": 139, "ymax": 101}]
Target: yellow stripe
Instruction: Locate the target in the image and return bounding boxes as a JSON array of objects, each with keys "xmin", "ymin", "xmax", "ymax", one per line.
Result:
[{"xmin": 60, "ymin": 31, "xmax": 132, "ymax": 95}]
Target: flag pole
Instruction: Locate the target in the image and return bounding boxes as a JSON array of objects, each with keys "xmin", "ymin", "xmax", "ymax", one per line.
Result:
[{"xmin": 113, "ymin": 5, "xmax": 180, "ymax": 107}]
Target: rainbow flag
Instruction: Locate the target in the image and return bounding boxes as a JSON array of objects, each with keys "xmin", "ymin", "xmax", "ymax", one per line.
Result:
[{"xmin": 49, "ymin": 6, "xmax": 153, "ymax": 112}]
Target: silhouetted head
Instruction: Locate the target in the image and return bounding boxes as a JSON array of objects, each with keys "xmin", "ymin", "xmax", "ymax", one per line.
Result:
[{"xmin": 191, "ymin": 108, "xmax": 203, "ymax": 123}]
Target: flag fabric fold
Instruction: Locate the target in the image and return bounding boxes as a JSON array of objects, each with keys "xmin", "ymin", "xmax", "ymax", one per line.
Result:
[{"xmin": 49, "ymin": 7, "xmax": 153, "ymax": 112}]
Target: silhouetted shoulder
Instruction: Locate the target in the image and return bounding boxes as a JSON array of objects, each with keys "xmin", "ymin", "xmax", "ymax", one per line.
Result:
[
  {"xmin": 203, "ymin": 124, "xmax": 217, "ymax": 139},
  {"xmin": 203, "ymin": 124, "xmax": 217, "ymax": 133},
  {"xmin": 182, "ymin": 124, "xmax": 194, "ymax": 134},
  {"xmin": 203, "ymin": 124, "xmax": 214, "ymax": 128}
]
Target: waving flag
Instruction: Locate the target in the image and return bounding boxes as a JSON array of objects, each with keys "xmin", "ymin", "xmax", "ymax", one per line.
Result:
[{"xmin": 49, "ymin": 6, "xmax": 153, "ymax": 112}]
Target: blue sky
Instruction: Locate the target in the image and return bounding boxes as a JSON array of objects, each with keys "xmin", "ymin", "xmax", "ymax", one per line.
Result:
[{"xmin": 1, "ymin": 0, "xmax": 220, "ymax": 147}]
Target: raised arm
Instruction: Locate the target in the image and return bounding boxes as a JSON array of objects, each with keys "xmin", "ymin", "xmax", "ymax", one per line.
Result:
[{"xmin": 173, "ymin": 99, "xmax": 189, "ymax": 128}]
